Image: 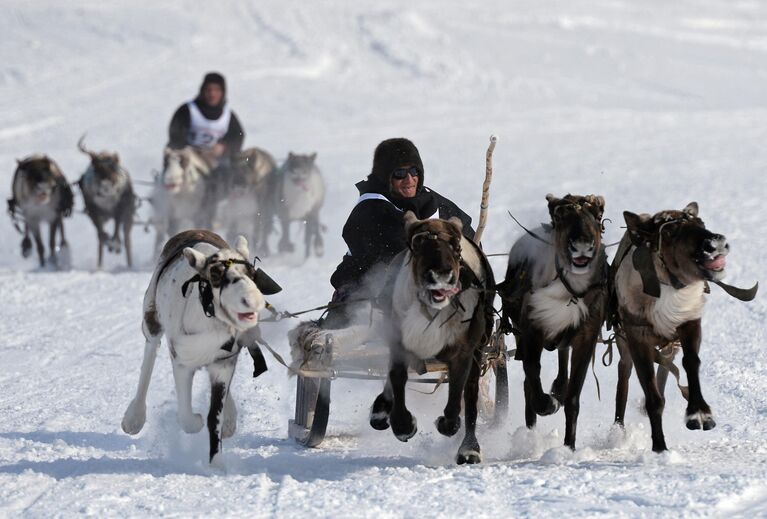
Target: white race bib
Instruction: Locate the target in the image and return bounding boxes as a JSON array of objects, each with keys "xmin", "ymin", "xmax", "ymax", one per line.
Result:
[{"xmin": 187, "ymin": 101, "xmax": 231, "ymax": 149}]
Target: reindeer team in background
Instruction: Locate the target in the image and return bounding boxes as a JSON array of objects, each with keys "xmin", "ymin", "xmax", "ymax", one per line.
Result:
[
  {"xmin": 7, "ymin": 155, "xmax": 74, "ymax": 267},
  {"xmin": 77, "ymin": 137, "xmax": 137, "ymax": 269},
  {"xmin": 275, "ymin": 152, "xmax": 325, "ymax": 258}
]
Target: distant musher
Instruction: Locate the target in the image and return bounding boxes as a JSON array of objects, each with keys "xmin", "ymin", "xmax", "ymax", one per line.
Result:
[{"xmin": 167, "ymin": 72, "xmax": 246, "ymax": 226}]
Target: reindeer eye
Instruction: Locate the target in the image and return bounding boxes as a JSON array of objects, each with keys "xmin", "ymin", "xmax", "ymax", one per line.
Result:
[{"xmin": 209, "ymin": 264, "xmax": 225, "ymax": 284}]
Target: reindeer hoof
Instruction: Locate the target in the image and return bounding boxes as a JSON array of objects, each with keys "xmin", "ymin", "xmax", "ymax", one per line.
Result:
[
  {"xmin": 686, "ymin": 411, "xmax": 716, "ymax": 431},
  {"xmin": 391, "ymin": 412, "xmax": 417, "ymax": 442},
  {"xmin": 178, "ymin": 412, "xmax": 204, "ymax": 434},
  {"xmin": 456, "ymin": 448, "xmax": 482, "ymax": 465},
  {"xmin": 436, "ymin": 415, "xmax": 461, "ymax": 437},
  {"xmin": 121, "ymin": 400, "xmax": 147, "ymax": 435},
  {"xmin": 536, "ymin": 395, "xmax": 560, "ymax": 416},
  {"xmin": 21, "ymin": 237, "xmax": 32, "ymax": 257},
  {"xmin": 369, "ymin": 393, "xmax": 391, "ymax": 430},
  {"xmin": 369, "ymin": 410, "xmax": 390, "ymax": 430}
]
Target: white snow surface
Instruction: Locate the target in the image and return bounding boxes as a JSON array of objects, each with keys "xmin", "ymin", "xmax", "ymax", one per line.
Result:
[{"xmin": 2, "ymin": 0, "xmax": 767, "ymax": 517}]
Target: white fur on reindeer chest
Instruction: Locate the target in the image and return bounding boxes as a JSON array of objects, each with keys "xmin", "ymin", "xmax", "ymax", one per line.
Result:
[
  {"xmin": 282, "ymin": 169, "xmax": 324, "ymax": 220},
  {"xmin": 528, "ymin": 281, "xmax": 589, "ymax": 340},
  {"xmin": 154, "ymin": 245, "xmax": 239, "ymax": 368},
  {"xmin": 82, "ymin": 168, "xmax": 128, "ymax": 212}
]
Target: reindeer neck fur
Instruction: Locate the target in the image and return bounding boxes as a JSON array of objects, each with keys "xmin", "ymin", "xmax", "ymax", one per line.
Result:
[
  {"xmin": 615, "ymin": 245, "xmax": 705, "ymax": 339},
  {"xmin": 510, "ymin": 226, "xmax": 601, "ymax": 340},
  {"xmin": 281, "ymin": 166, "xmax": 324, "ymax": 221},
  {"xmin": 81, "ymin": 166, "xmax": 129, "ymax": 212},
  {"xmin": 391, "ymin": 236, "xmax": 483, "ymax": 360}
]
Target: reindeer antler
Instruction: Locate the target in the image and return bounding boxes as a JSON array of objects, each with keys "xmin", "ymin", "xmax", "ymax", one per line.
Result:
[{"xmin": 77, "ymin": 134, "xmax": 96, "ymax": 159}]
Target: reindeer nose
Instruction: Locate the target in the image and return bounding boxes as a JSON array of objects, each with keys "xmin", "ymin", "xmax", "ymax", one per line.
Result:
[
  {"xmin": 426, "ymin": 269, "xmax": 456, "ymax": 285},
  {"xmin": 704, "ymin": 235, "xmax": 728, "ymax": 254}
]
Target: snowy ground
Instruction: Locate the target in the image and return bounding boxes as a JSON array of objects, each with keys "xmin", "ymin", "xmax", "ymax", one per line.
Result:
[{"xmin": 1, "ymin": 0, "xmax": 766, "ymax": 517}]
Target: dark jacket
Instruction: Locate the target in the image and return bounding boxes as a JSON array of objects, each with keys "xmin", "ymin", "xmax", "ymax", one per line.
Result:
[
  {"xmin": 330, "ymin": 138, "xmax": 475, "ymax": 296},
  {"xmin": 167, "ymin": 98, "xmax": 245, "ymax": 157}
]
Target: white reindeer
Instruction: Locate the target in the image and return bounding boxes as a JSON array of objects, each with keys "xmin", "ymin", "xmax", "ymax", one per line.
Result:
[
  {"xmin": 121, "ymin": 230, "xmax": 281, "ymax": 463},
  {"xmin": 151, "ymin": 148, "xmax": 211, "ymax": 257}
]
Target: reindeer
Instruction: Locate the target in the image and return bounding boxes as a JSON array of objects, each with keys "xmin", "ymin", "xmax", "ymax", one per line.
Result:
[
  {"xmin": 7, "ymin": 155, "xmax": 74, "ymax": 267},
  {"xmin": 77, "ymin": 137, "xmax": 136, "ymax": 268},
  {"xmin": 212, "ymin": 147, "xmax": 277, "ymax": 254},
  {"xmin": 121, "ymin": 230, "xmax": 282, "ymax": 463},
  {"xmin": 498, "ymin": 194, "xmax": 608, "ymax": 450},
  {"xmin": 609, "ymin": 202, "xmax": 757, "ymax": 452},
  {"xmin": 151, "ymin": 147, "xmax": 212, "ymax": 257},
  {"xmin": 369, "ymin": 212, "xmax": 494, "ymax": 464},
  {"xmin": 275, "ymin": 152, "xmax": 325, "ymax": 258}
]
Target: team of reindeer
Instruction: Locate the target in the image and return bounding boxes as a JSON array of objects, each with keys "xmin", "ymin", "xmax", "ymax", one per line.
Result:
[
  {"xmin": 7, "ymin": 139, "xmax": 325, "ymax": 269},
  {"xmin": 7, "ymin": 143, "xmax": 757, "ymax": 466}
]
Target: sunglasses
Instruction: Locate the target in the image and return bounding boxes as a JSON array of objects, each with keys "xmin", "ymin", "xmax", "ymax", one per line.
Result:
[{"xmin": 391, "ymin": 166, "xmax": 420, "ymax": 180}]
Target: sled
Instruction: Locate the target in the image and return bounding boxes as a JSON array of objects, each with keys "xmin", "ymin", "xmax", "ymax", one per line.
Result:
[{"xmin": 287, "ymin": 318, "xmax": 510, "ymax": 448}]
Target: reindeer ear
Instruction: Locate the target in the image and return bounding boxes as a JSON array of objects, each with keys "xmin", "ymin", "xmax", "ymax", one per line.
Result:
[
  {"xmin": 310, "ymin": 152, "xmax": 317, "ymax": 162},
  {"xmin": 183, "ymin": 247, "xmax": 207, "ymax": 271},
  {"xmin": 253, "ymin": 268, "xmax": 282, "ymax": 295},
  {"xmin": 113, "ymin": 153, "xmax": 120, "ymax": 164},
  {"xmin": 447, "ymin": 216, "xmax": 463, "ymax": 234},
  {"xmin": 624, "ymin": 211, "xmax": 652, "ymax": 247},
  {"xmin": 683, "ymin": 202, "xmax": 699, "ymax": 217},
  {"xmin": 545, "ymin": 193, "xmax": 558, "ymax": 204},
  {"xmin": 287, "ymin": 152, "xmax": 295, "ymax": 160},
  {"xmin": 403, "ymin": 211, "xmax": 419, "ymax": 234},
  {"xmin": 234, "ymin": 235, "xmax": 249, "ymax": 260}
]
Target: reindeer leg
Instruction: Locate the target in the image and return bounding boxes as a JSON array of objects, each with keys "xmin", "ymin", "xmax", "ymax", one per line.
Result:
[
  {"xmin": 172, "ymin": 358, "xmax": 203, "ymax": 434},
  {"xmin": 122, "ymin": 337, "xmax": 161, "ymax": 434},
  {"xmin": 678, "ymin": 319, "xmax": 715, "ymax": 431},
  {"xmin": 48, "ymin": 217, "xmax": 59, "ymax": 267},
  {"xmin": 521, "ymin": 329, "xmax": 559, "ymax": 428},
  {"xmin": 614, "ymin": 333, "xmax": 633, "ymax": 427},
  {"xmin": 625, "ymin": 328, "xmax": 667, "ymax": 452},
  {"xmin": 655, "ymin": 348, "xmax": 676, "ymax": 397},
  {"xmin": 109, "ymin": 218, "xmax": 122, "ymax": 254},
  {"xmin": 550, "ymin": 347, "xmax": 569, "ymax": 405},
  {"xmin": 278, "ymin": 215, "xmax": 294, "ymax": 253},
  {"xmin": 31, "ymin": 221, "xmax": 45, "ymax": 267},
  {"xmin": 21, "ymin": 222, "xmax": 32, "ymax": 258},
  {"xmin": 388, "ymin": 349, "xmax": 417, "ymax": 441},
  {"xmin": 563, "ymin": 332, "xmax": 598, "ymax": 450},
  {"xmin": 437, "ymin": 350, "xmax": 471, "ymax": 437},
  {"xmin": 457, "ymin": 350, "xmax": 482, "ymax": 464},
  {"xmin": 207, "ymin": 355, "xmax": 238, "ymax": 463},
  {"xmin": 123, "ymin": 216, "xmax": 133, "ymax": 269}
]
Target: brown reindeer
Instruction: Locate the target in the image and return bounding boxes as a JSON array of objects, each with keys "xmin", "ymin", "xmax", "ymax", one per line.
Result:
[
  {"xmin": 498, "ymin": 194, "xmax": 608, "ymax": 450},
  {"xmin": 609, "ymin": 202, "xmax": 757, "ymax": 452},
  {"xmin": 7, "ymin": 156, "xmax": 74, "ymax": 267},
  {"xmin": 77, "ymin": 136, "xmax": 136, "ymax": 268},
  {"xmin": 370, "ymin": 212, "xmax": 494, "ymax": 464}
]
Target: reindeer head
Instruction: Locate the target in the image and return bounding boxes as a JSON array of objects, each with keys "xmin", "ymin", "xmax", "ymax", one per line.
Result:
[
  {"xmin": 16, "ymin": 156, "xmax": 58, "ymax": 205},
  {"xmin": 78, "ymin": 136, "xmax": 122, "ymax": 197},
  {"xmin": 547, "ymin": 193, "xmax": 605, "ymax": 275},
  {"xmin": 283, "ymin": 152, "xmax": 317, "ymax": 186},
  {"xmin": 404, "ymin": 211, "xmax": 464, "ymax": 310},
  {"xmin": 624, "ymin": 202, "xmax": 728, "ymax": 285},
  {"xmin": 183, "ymin": 236, "xmax": 281, "ymax": 331}
]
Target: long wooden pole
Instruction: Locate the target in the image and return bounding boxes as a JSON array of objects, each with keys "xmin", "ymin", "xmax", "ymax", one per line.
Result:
[{"xmin": 473, "ymin": 135, "xmax": 497, "ymax": 244}]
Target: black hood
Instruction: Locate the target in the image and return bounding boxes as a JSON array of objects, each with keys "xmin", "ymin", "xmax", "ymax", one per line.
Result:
[
  {"xmin": 193, "ymin": 72, "xmax": 227, "ymax": 120},
  {"xmin": 366, "ymin": 138, "xmax": 424, "ymax": 193}
]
